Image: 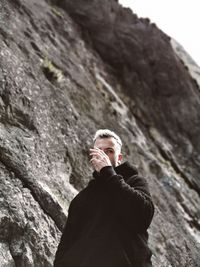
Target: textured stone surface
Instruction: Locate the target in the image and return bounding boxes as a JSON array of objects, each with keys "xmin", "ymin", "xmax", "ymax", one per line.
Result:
[
  {"xmin": 57, "ymin": 0, "xmax": 200, "ymax": 193},
  {"xmin": 0, "ymin": 0, "xmax": 199, "ymax": 266},
  {"xmin": 171, "ymin": 38, "xmax": 200, "ymax": 90}
]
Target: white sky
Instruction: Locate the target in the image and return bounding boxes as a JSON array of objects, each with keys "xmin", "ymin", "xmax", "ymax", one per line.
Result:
[{"xmin": 119, "ymin": 0, "xmax": 200, "ymax": 66}]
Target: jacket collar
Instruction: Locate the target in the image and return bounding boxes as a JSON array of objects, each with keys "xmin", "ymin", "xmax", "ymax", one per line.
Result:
[{"xmin": 114, "ymin": 161, "xmax": 138, "ymax": 180}]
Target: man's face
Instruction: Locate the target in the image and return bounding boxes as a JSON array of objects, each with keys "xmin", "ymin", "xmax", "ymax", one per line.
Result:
[{"xmin": 94, "ymin": 137, "xmax": 122, "ymax": 167}]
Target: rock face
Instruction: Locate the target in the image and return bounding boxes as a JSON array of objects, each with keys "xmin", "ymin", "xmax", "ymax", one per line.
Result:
[{"xmin": 0, "ymin": 0, "xmax": 199, "ymax": 266}]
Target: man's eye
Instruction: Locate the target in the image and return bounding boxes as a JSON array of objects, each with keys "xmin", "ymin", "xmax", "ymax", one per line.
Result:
[{"xmin": 105, "ymin": 149, "xmax": 113, "ymax": 154}]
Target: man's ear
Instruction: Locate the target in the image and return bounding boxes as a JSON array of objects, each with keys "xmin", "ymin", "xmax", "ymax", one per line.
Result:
[{"xmin": 118, "ymin": 153, "xmax": 123, "ymax": 164}]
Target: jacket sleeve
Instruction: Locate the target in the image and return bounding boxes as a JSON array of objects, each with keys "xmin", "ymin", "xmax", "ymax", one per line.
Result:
[
  {"xmin": 54, "ymin": 221, "xmax": 70, "ymax": 266},
  {"xmin": 54, "ymin": 206, "xmax": 75, "ymax": 266},
  {"xmin": 99, "ymin": 166, "xmax": 154, "ymax": 232}
]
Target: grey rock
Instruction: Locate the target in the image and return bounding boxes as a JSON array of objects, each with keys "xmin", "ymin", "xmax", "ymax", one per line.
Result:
[{"xmin": 0, "ymin": 0, "xmax": 199, "ymax": 266}]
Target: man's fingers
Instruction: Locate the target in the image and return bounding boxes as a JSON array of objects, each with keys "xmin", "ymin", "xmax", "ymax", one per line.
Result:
[
  {"xmin": 90, "ymin": 157, "xmax": 99, "ymax": 163},
  {"xmin": 90, "ymin": 148, "xmax": 104, "ymax": 154},
  {"xmin": 89, "ymin": 148, "xmax": 107, "ymax": 157},
  {"xmin": 89, "ymin": 151, "xmax": 102, "ymax": 157}
]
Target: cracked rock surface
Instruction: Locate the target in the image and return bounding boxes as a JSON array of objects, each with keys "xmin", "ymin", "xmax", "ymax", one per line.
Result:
[{"xmin": 0, "ymin": 0, "xmax": 200, "ymax": 266}]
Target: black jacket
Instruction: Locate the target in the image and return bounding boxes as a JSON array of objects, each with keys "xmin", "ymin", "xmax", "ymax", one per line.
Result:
[{"xmin": 54, "ymin": 161, "xmax": 154, "ymax": 267}]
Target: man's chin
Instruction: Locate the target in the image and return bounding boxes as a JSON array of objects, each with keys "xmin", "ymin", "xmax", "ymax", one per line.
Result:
[{"xmin": 112, "ymin": 162, "xmax": 118, "ymax": 168}]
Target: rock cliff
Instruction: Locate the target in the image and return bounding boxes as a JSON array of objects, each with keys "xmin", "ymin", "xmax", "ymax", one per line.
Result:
[{"xmin": 0, "ymin": 0, "xmax": 199, "ymax": 266}]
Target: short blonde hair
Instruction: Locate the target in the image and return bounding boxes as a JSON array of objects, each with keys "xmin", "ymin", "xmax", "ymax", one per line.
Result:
[{"xmin": 93, "ymin": 129, "xmax": 122, "ymax": 148}]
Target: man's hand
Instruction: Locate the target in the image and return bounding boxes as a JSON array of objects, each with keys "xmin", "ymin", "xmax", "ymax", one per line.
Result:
[{"xmin": 89, "ymin": 147, "xmax": 112, "ymax": 172}]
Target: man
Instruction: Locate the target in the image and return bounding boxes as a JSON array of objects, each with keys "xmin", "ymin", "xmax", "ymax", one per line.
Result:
[{"xmin": 54, "ymin": 129, "xmax": 154, "ymax": 267}]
